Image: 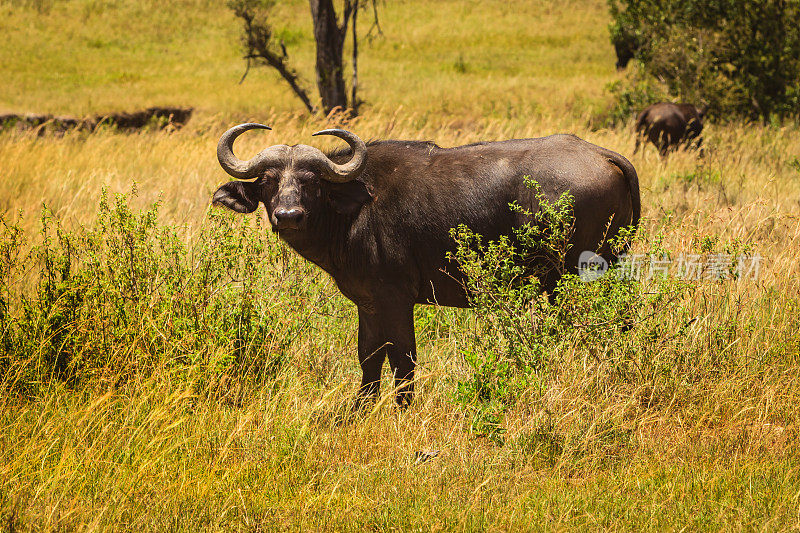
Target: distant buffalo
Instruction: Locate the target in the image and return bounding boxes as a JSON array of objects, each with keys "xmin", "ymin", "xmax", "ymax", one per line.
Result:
[
  {"xmin": 212, "ymin": 124, "xmax": 641, "ymax": 407},
  {"xmin": 610, "ymin": 25, "xmax": 642, "ymax": 70},
  {"xmin": 613, "ymin": 35, "xmax": 638, "ymax": 70},
  {"xmin": 634, "ymin": 102, "xmax": 707, "ymax": 156}
]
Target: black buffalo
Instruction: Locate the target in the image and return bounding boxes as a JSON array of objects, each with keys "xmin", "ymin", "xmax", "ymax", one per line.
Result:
[
  {"xmin": 212, "ymin": 124, "xmax": 641, "ymax": 406},
  {"xmin": 613, "ymin": 36, "xmax": 638, "ymax": 70},
  {"xmin": 634, "ymin": 102, "xmax": 706, "ymax": 156},
  {"xmin": 611, "ymin": 26, "xmax": 640, "ymax": 70}
]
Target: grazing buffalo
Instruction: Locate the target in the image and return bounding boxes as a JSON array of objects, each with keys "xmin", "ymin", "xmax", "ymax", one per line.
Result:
[
  {"xmin": 212, "ymin": 124, "xmax": 641, "ymax": 406},
  {"xmin": 634, "ymin": 102, "xmax": 706, "ymax": 156}
]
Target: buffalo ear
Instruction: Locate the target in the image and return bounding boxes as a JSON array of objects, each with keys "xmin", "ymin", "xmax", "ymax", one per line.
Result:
[
  {"xmin": 324, "ymin": 180, "xmax": 373, "ymax": 215},
  {"xmin": 212, "ymin": 181, "xmax": 260, "ymax": 213}
]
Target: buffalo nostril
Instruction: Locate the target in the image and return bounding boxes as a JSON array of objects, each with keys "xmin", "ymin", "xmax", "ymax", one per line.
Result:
[{"xmin": 274, "ymin": 207, "xmax": 305, "ymax": 228}]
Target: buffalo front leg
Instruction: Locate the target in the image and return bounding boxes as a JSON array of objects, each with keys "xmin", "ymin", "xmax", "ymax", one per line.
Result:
[
  {"xmin": 356, "ymin": 303, "xmax": 417, "ymax": 408},
  {"xmin": 356, "ymin": 308, "xmax": 387, "ymax": 405}
]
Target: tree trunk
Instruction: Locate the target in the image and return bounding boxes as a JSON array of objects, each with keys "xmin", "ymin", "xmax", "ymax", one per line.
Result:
[
  {"xmin": 309, "ymin": 0, "xmax": 349, "ymax": 114},
  {"xmin": 350, "ymin": 0, "xmax": 360, "ymax": 115}
]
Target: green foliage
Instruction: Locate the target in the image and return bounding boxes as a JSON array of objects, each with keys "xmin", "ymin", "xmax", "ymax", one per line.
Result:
[
  {"xmin": 608, "ymin": 0, "xmax": 800, "ymax": 122},
  {"xmin": 226, "ymin": 0, "xmax": 280, "ymax": 66},
  {"xmin": 452, "ymin": 54, "xmax": 469, "ymax": 74},
  {"xmin": 0, "ymin": 188, "xmax": 329, "ymax": 396},
  {"xmin": 448, "ymin": 180, "xmax": 641, "ymax": 443},
  {"xmin": 595, "ymin": 64, "xmax": 670, "ymax": 128}
]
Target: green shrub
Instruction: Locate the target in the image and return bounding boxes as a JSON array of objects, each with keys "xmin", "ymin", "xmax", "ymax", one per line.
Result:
[
  {"xmin": 448, "ymin": 179, "xmax": 642, "ymax": 443},
  {"xmin": 608, "ymin": 0, "xmax": 800, "ymax": 122},
  {"xmin": 0, "ymin": 187, "xmax": 333, "ymax": 396}
]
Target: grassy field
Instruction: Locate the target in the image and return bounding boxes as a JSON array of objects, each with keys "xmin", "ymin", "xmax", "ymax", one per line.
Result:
[{"xmin": 2, "ymin": 0, "xmax": 800, "ymax": 530}]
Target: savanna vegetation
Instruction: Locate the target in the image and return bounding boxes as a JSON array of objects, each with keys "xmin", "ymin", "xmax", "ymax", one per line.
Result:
[
  {"xmin": 607, "ymin": 0, "xmax": 800, "ymax": 124},
  {"xmin": 1, "ymin": 0, "xmax": 800, "ymax": 530}
]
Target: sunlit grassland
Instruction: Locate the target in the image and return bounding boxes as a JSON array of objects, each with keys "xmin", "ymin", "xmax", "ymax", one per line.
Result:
[
  {"xmin": 2, "ymin": 0, "xmax": 800, "ymax": 530},
  {"xmin": 0, "ymin": 0, "xmax": 614, "ymax": 119}
]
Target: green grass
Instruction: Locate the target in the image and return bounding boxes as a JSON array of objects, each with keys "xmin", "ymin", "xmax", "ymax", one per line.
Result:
[
  {"xmin": 2, "ymin": 0, "xmax": 800, "ymax": 530},
  {"xmin": 0, "ymin": 0, "xmax": 616, "ymax": 120}
]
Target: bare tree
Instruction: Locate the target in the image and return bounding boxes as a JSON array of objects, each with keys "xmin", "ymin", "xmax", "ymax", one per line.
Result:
[{"xmin": 229, "ymin": 0, "xmax": 381, "ymax": 116}]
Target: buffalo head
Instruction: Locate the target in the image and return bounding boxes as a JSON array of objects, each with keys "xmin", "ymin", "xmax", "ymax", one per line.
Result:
[{"xmin": 212, "ymin": 123, "xmax": 372, "ymax": 233}]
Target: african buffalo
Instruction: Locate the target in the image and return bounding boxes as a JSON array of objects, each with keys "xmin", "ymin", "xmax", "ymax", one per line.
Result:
[
  {"xmin": 212, "ymin": 124, "xmax": 641, "ymax": 407},
  {"xmin": 634, "ymin": 102, "xmax": 706, "ymax": 156},
  {"xmin": 613, "ymin": 35, "xmax": 638, "ymax": 70}
]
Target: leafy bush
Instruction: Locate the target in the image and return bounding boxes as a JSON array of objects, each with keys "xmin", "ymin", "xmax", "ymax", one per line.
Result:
[
  {"xmin": 448, "ymin": 179, "xmax": 642, "ymax": 443},
  {"xmin": 0, "ymin": 187, "xmax": 335, "ymax": 397},
  {"xmin": 608, "ymin": 0, "xmax": 800, "ymax": 122},
  {"xmin": 447, "ymin": 177, "xmax": 757, "ymax": 449},
  {"xmin": 593, "ymin": 64, "xmax": 670, "ymax": 128}
]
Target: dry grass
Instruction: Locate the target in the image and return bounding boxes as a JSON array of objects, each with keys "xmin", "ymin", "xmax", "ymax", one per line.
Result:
[{"xmin": 2, "ymin": 0, "xmax": 800, "ymax": 530}]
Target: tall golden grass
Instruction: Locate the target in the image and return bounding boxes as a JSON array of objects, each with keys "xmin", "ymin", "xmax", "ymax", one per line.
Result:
[{"xmin": 2, "ymin": 0, "xmax": 800, "ymax": 530}]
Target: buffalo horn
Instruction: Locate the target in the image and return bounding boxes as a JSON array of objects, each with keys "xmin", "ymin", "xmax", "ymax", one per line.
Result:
[
  {"xmin": 217, "ymin": 123, "xmax": 273, "ymax": 179},
  {"xmin": 311, "ymin": 129, "xmax": 367, "ymax": 183}
]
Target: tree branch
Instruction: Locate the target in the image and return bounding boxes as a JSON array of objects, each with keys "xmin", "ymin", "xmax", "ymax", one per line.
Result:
[
  {"xmin": 367, "ymin": 0, "xmax": 382, "ymax": 39},
  {"xmin": 340, "ymin": 0, "xmax": 353, "ymax": 37},
  {"xmin": 239, "ymin": 55, "xmax": 252, "ymax": 85},
  {"xmin": 232, "ymin": 2, "xmax": 317, "ymax": 114}
]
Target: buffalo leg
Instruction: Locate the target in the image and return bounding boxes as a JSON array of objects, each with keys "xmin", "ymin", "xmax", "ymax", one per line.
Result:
[
  {"xmin": 356, "ymin": 303, "xmax": 417, "ymax": 408},
  {"xmin": 357, "ymin": 308, "xmax": 388, "ymax": 404},
  {"xmin": 385, "ymin": 304, "xmax": 417, "ymax": 408},
  {"xmin": 695, "ymin": 136, "xmax": 705, "ymax": 158}
]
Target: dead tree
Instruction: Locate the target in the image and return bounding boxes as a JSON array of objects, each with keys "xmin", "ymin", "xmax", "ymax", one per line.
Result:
[{"xmin": 229, "ymin": 0, "xmax": 381, "ymax": 116}]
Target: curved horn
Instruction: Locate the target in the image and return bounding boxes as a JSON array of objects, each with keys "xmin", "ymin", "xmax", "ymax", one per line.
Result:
[
  {"xmin": 311, "ymin": 129, "xmax": 367, "ymax": 183},
  {"xmin": 217, "ymin": 123, "xmax": 272, "ymax": 179}
]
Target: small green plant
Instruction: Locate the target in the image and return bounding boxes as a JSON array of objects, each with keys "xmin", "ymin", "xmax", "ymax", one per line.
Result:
[
  {"xmin": 669, "ymin": 165, "xmax": 722, "ymax": 190},
  {"xmin": 448, "ymin": 179, "xmax": 641, "ymax": 443},
  {"xmin": 452, "ymin": 54, "xmax": 469, "ymax": 74}
]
